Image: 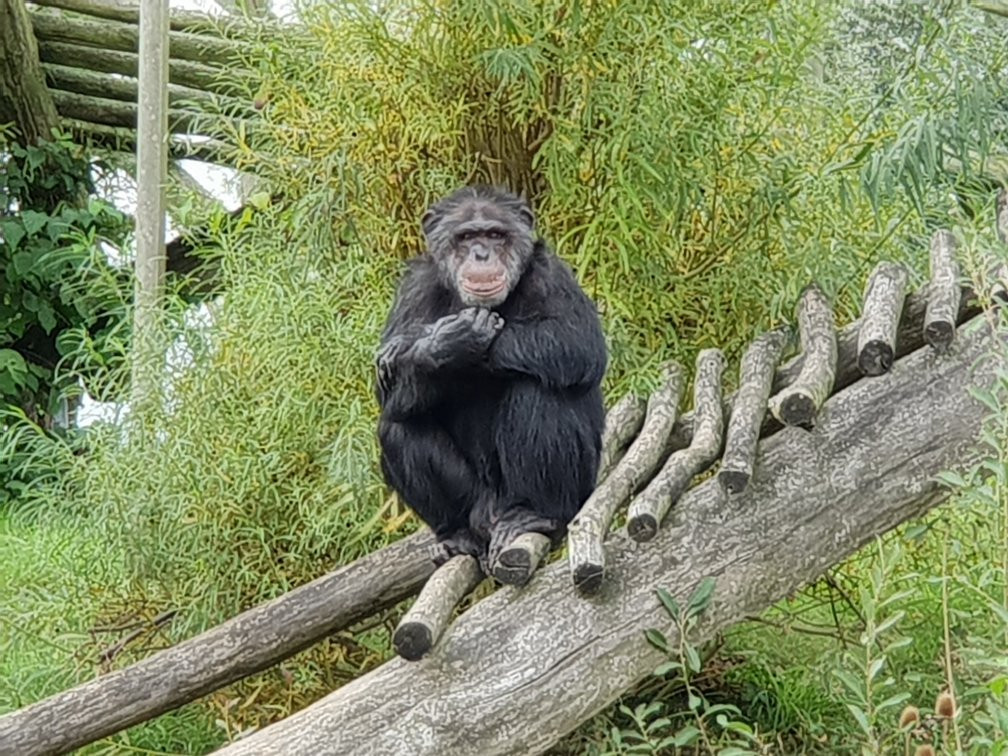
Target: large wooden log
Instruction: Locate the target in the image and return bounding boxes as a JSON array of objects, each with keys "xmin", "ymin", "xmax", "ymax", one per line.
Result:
[
  {"xmin": 30, "ymin": 0, "xmax": 259, "ymax": 36},
  {"xmin": 36, "ymin": 40, "xmax": 240, "ymax": 94},
  {"xmin": 49, "ymin": 89, "xmax": 227, "ymax": 134},
  {"xmin": 215, "ymin": 313, "xmax": 1002, "ymax": 756},
  {"xmin": 0, "ymin": 531, "xmax": 437, "ymax": 756},
  {"xmin": 42, "ymin": 62, "xmax": 251, "ymax": 115},
  {"xmin": 28, "ymin": 5, "xmax": 242, "ymax": 66}
]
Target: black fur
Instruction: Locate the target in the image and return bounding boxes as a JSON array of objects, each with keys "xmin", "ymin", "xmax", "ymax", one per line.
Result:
[{"xmin": 376, "ymin": 186, "xmax": 607, "ymax": 570}]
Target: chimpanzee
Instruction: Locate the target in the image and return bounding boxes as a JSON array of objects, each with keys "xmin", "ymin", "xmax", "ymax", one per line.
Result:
[{"xmin": 375, "ymin": 185, "xmax": 607, "ymax": 577}]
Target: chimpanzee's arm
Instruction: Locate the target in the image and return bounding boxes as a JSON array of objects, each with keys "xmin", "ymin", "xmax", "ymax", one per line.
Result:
[
  {"xmin": 376, "ymin": 261, "xmax": 501, "ymax": 419},
  {"xmin": 487, "ymin": 254, "xmax": 607, "ymax": 391}
]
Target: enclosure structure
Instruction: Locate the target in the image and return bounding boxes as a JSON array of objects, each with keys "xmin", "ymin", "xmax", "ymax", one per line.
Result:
[{"xmin": 1, "ymin": 203, "xmax": 1006, "ymax": 754}]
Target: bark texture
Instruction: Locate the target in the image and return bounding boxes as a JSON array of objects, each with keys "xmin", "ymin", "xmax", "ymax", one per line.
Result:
[
  {"xmin": 718, "ymin": 328, "xmax": 789, "ymax": 494},
  {"xmin": 923, "ymin": 230, "xmax": 961, "ymax": 353},
  {"xmin": 393, "ymin": 555, "xmax": 484, "ymax": 661},
  {"xmin": 857, "ymin": 261, "xmax": 909, "ymax": 376},
  {"xmin": 36, "ymin": 40, "xmax": 239, "ymax": 96},
  {"xmin": 493, "ymin": 532, "xmax": 553, "ymax": 586},
  {"xmin": 768, "ymin": 285, "xmax": 837, "ymax": 427},
  {"xmin": 626, "ymin": 349, "xmax": 725, "ymax": 541},
  {"xmin": 0, "ymin": 0, "xmax": 59, "ymax": 143},
  {"xmin": 28, "ymin": 5, "xmax": 241, "ymax": 65},
  {"xmin": 215, "ymin": 313, "xmax": 1003, "ymax": 756},
  {"xmin": 567, "ymin": 362, "xmax": 685, "ymax": 594},
  {"xmin": 595, "ymin": 393, "xmax": 647, "ymax": 484}
]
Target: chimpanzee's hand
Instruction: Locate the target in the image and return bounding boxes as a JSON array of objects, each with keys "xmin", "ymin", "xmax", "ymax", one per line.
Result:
[
  {"xmin": 375, "ymin": 336, "xmax": 407, "ymax": 394},
  {"xmin": 420, "ymin": 307, "xmax": 504, "ymax": 366}
]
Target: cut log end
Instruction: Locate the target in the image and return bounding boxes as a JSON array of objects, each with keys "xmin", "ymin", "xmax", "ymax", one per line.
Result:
[
  {"xmin": 718, "ymin": 468, "xmax": 750, "ymax": 496},
  {"xmin": 924, "ymin": 320, "xmax": 955, "ymax": 352},
  {"xmin": 626, "ymin": 514, "xmax": 658, "ymax": 543},
  {"xmin": 391, "ymin": 554, "xmax": 482, "ymax": 661},
  {"xmin": 857, "ymin": 340, "xmax": 894, "ymax": 376},
  {"xmin": 572, "ymin": 563, "xmax": 604, "ymax": 596},
  {"xmin": 493, "ymin": 532, "xmax": 552, "ymax": 587},
  {"xmin": 775, "ymin": 391, "xmax": 817, "ymax": 427},
  {"xmin": 392, "ymin": 623, "xmax": 434, "ymax": 662}
]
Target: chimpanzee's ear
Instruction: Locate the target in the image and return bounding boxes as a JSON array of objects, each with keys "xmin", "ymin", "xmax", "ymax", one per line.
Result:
[
  {"xmin": 421, "ymin": 207, "xmax": 441, "ymax": 239},
  {"xmin": 518, "ymin": 204, "xmax": 535, "ymax": 230}
]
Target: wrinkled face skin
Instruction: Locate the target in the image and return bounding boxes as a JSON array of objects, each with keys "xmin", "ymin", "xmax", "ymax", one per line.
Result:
[{"xmin": 422, "ymin": 186, "xmax": 536, "ymax": 308}]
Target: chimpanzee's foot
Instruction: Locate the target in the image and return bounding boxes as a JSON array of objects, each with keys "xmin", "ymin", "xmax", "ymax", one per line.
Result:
[
  {"xmin": 434, "ymin": 527, "xmax": 490, "ymax": 573},
  {"xmin": 488, "ymin": 509, "xmax": 560, "ymax": 585}
]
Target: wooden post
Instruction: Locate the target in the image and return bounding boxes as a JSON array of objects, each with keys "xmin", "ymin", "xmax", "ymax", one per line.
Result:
[
  {"xmin": 768, "ymin": 285, "xmax": 837, "ymax": 427},
  {"xmin": 130, "ymin": 0, "xmax": 169, "ymax": 409},
  {"xmin": 567, "ymin": 363, "xmax": 685, "ymax": 595}
]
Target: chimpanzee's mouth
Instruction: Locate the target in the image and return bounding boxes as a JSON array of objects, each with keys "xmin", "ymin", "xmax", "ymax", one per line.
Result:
[{"xmin": 462, "ymin": 279, "xmax": 506, "ymax": 298}]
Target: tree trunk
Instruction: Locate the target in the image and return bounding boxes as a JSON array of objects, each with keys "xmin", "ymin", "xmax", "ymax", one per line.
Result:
[
  {"xmin": 215, "ymin": 312, "xmax": 1003, "ymax": 756},
  {"xmin": 0, "ymin": 0, "xmax": 59, "ymax": 144}
]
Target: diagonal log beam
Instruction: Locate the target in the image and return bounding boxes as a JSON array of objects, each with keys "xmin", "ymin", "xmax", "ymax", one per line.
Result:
[
  {"xmin": 28, "ymin": 5, "xmax": 243, "ymax": 66},
  {"xmin": 35, "ymin": 40, "xmax": 242, "ymax": 94},
  {"xmin": 215, "ymin": 312, "xmax": 1003, "ymax": 756}
]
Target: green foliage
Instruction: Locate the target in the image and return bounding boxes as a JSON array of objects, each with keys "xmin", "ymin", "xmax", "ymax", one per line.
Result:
[
  {"xmin": 601, "ymin": 578, "xmax": 769, "ymax": 755},
  {"xmin": 0, "ymin": 129, "xmax": 133, "ymax": 501},
  {"xmin": 228, "ymin": 0, "xmax": 958, "ymax": 385}
]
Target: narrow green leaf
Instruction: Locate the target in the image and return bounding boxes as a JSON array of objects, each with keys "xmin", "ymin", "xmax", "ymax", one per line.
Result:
[
  {"xmin": 846, "ymin": 703, "xmax": 872, "ymax": 736},
  {"xmin": 686, "ymin": 576, "xmax": 717, "ymax": 616},
  {"xmin": 644, "ymin": 628, "xmax": 668, "ymax": 652}
]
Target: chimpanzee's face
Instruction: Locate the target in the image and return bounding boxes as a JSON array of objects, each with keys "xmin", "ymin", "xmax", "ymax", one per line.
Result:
[{"xmin": 422, "ymin": 187, "xmax": 536, "ymax": 308}]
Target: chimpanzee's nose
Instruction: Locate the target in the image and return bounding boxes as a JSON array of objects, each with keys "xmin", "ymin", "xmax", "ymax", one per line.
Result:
[{"xmin": 474, "ymin": 247, "xmax": 489, "ymax": 262}]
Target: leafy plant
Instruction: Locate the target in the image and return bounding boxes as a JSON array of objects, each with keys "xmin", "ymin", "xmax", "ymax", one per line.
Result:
[{"xmin": 1, "ymin": 129, "xmax": 133, "ymax": 502}]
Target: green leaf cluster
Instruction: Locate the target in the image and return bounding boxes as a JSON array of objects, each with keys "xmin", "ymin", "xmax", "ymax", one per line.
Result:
[{"xmin": 1, "ymin": 130, "xmax": 133, "ymax": 501}]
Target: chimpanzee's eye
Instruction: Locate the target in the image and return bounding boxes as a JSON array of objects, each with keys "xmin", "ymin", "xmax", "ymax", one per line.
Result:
[{"xmin": 487, "ymin": 229, "xmax": 504, "ymax": 240}]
